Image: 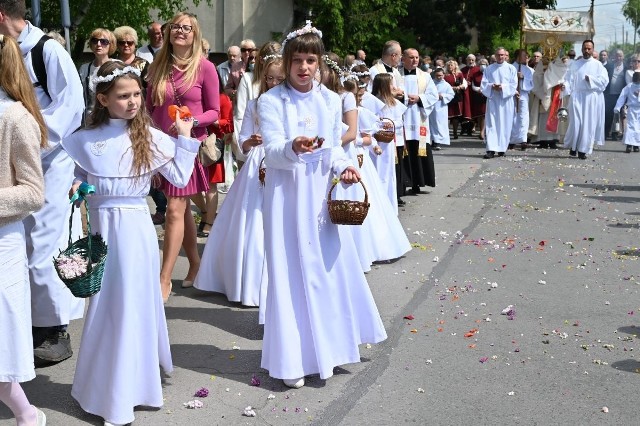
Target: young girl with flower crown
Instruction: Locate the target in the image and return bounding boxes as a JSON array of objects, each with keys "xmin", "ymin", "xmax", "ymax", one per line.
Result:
[
  {"xmin": 61, "ymin": 61, "xmax": 200, "ymax": 426},
  {"xmin": 194, "ymin": 54, "xmax": 285, "ymax": 320},
  {"xmin": 372, "ymin": 73, "xmax": 408, "ymax": 213},
  {"xmin": 257, "ymin": 22, "xmax": 387, "ymax": 389}
]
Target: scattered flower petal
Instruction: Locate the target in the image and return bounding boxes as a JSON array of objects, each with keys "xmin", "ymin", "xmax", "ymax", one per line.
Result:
[{"xmin": 243, "ymin": 406, "xmax": 256, "ymax": 417}]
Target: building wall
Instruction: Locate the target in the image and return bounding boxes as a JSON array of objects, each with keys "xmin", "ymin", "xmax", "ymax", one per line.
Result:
[{"xmin": 188, "ymin": 0, "xmax": 294, "ymax": 53}]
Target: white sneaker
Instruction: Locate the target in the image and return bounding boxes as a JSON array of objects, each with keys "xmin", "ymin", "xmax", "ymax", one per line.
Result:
[
  {"xmin": 104, "ymin": 421, "xmax": 126, "ymax": 426},
  {"xmin": 35, "ymin": 407, "xmax": 46, "ymax": 426},
  {"xmin": 283, "ymin": 377, "xmax": 305, "ymax": 388}
]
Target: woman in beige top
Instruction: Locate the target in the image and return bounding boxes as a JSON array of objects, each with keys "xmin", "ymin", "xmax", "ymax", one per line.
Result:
[{"xmin": 0, "ymin": 34, "xmax": 48, "ymax": 426}]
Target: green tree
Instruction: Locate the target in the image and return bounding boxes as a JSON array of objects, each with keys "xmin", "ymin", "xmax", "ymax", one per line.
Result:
[
  {"xmin": 28, "ymin": 0, "xmax": 211, "ymax": 59},
  {"xmin": 622, "ymin": 0, "xmax": 640, "ymax": 51},
  {"xmin": 403, "ymin": 0, "xmax": 556, "ymax": 58},
  {"xmin": 295, "ymin": 0, "xmax": 411, "ymax": 58}
]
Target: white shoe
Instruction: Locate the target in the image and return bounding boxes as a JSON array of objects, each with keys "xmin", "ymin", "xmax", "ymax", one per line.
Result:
[
  {"xmin": 104, "ymin": 421, "xmax": 126, "ymax": 426},
  {"xmin": 283, "ymin": 377, "xmax": 305, "ymax": 388},
  {"xmin": 35, "ymin": 407, "xmax": 46, "ymax": 426}
]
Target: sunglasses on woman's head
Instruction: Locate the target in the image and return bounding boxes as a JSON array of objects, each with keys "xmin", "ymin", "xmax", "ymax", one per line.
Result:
[
  {"xmin": 117, "ymin": 40, "xmax": 135, "ymax": 47},
  {"xmin": 90, "ymin": 37, "xmax": 110, "ymax": 46}
]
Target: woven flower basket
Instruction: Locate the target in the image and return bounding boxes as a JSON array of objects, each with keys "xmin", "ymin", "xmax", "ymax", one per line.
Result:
[
  {"xmin": 327, "ymin": 180, "xmax": 370, "ymax": 225},
  {"xmin": 373, "ymin": 118, "xmax": 395, "ymax": 143},
  {"xmin": 54, "ymin": 201, "xmax": 107, "ymax": 298},
  {"xmin": 258, "ymin": 157, "xmax": 266, "ymax": 186}
]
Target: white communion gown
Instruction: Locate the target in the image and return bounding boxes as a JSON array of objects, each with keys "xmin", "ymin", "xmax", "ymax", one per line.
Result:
[
  {"xmin": 195, "ymin": 99, "xmax": 268, "ymax": 322},
  {"xmin": 62, "ymin": 119, "xmax": 199, "ymax": 425},
  {"xmin": 258, "ymin": 82, "xmax": 387, "ymax": 380}
]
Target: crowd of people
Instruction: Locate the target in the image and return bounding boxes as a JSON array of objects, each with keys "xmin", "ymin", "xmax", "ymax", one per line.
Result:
[{"xmin": 1, "ymin": 0, "xmax": 639, "ymax": 424}]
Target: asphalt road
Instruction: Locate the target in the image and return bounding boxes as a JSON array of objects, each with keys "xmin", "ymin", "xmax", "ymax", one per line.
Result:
[{"xmin": 2, "ymin": 137, "xmax": 639, "ymax": 425}]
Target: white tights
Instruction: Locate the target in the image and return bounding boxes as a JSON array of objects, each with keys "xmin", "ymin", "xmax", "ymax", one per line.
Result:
[{"xmin": 0, "ymin": 382, "xmax": 36, "ymax": 425}]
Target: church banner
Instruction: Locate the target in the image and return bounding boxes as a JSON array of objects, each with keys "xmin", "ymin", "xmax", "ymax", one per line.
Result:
[{"xmin": 523, "ymin": 9, "xmax": 594, "ymax": 44}]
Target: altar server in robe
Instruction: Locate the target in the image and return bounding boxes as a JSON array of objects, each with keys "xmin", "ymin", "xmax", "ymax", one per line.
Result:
[
  {"xmin": 0, "ymin": 0, "xmax": 85, "ymax": 363},
  {"xmin": 510, "ymin": 49, "xmax": 534, "ymax": 149},
  {"xmin": 614, "ymin": 71, "xmax": 640, "ymax": 153},
  {"xmin": 398, "ymin": 48, "xmax": 439, "ymax": 192},
  {"xmin": 430, "ymin": 68, "xmax": 455, "ymax": 147},
  {"xmin": 480, "ymin": 47, "xmax": 518, "ymax": 158},
  {"xmin": 257, "ymin": 22, "xmax": 387, "ymax": 389},
  {"xmin": 561, "ymin": 40, "xmax": 609, "ymax": 160}
]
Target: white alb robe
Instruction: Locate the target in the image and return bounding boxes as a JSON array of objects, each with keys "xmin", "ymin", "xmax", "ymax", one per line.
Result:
[
  {"xmin": 258, "ymin": 82, "xmax": 387, "ymax": 380},
  {"xmin": 195, "ymin": 100, "xmax": 268, "ymax": 316},
  {"xmin": 481, "ymin": 62, "xmax": 518, "ymax": 152},
  {"xmin": 562, "ymin": 57, "xmax": 609, "ymax": 154},
  {"xmin": 18, "ymin": 21, "xmax": 86, "ymax": 327},
  {"xmin": 614, "ymin": 83, "xmax": 640, "ymax": 146},
  {"xmin": 510, "ymin": 63, "xmax": 534, "ymax": 144},
  {"xmin": 429, "ymin": 80, "xmax": 455, "ymax": 145},
  {"xmin": 62, "ymin": 120, "xmax": 199, "ymax": 424},
  {"xmin": 368, "ymin": 62, "xmax": 403, "ymax": 93}
]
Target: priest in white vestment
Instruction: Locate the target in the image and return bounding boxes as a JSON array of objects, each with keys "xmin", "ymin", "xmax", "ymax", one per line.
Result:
[
  {"xmin": 480, "ymin": 47, "xmax": 518, "ymax": 158},
  {"xmin": 561, "ymin": 40, "xmax": 609, "ymax": 159},
  {"xmin": 368, "ymin": 40, "xmax": 404, "ymax": 100},
  {"xmin": 399, "ymin": 48, "xmax": 439, "ymax": 192}
]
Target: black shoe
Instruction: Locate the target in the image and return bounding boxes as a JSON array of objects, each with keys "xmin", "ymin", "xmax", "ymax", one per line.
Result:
[
  {"xmin": 483, "ymin": 151, "xmax": 495, "ymax": 159},
  {"xmin": 34, "ymin": 330, "xmax": 72, "ymax": 363},
  {"xmin": 497, "ymin": 152, "xmax": 505, "ymax": 157},
  {"xmin": 520, "ymin": 143, "xmax": 528, "ymax": 151},
  {"xmin": 569, "ymin": 149, "xmax": 577, "ymax": 157},
  {"xmin": 508, "ymin": 144, "xmax": 515, "ymax": 150},
  {"xmin": 539, "ymin": 141, "xmax": 549, "ymax": 149},
  {"xmin": 549, "ymin": 141, "xmax": 558, "ymax": 149},
  {"xmin": 634, "ymin": 147, "xmax": 639, "ymax": 153},
  {"xmin": 397, "ymin": 198, "xmax": 406, "ymax": 206},
  {"xmin": 151, "ymin": 211, "xmax": 165, "ymax": 225},
  {"xmin": 626, "ymin": 145, "xmax": 632, "ymax": 153},
  {"xmin": 578, "ymin": 152, "xmax": 587, "ymax": 160},
  {"xmin": 432, "ymin": 142, "xmax": 441, "ymax": 150}
]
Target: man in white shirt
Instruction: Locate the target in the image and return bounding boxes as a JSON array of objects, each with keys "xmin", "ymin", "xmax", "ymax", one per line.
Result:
[
  {"xmin": 136, "ymin": 22, "xmax": 163, "ymax": 63},
  {"xmin": 561, "ymin": 40, "xmax": 609, "ymax": 159},
  {"xmin": 217, "ymin": 45, "xmax": 240, "ymax": 88}
]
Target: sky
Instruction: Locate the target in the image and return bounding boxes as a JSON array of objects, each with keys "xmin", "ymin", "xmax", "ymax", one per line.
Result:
[{"xmin": 554, "ymin": 0, "xmax": 631, "ymax": 50}]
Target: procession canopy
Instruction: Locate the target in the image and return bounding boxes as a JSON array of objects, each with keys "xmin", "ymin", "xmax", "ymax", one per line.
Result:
[{"xmin": 522, "ymin": 8, "xmax": 595, "ymax": 58}]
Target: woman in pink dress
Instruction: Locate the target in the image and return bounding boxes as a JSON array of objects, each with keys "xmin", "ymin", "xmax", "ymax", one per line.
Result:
[{"xmin": 146, "ymin": 12, "xmax": 220, "ymax": 301}]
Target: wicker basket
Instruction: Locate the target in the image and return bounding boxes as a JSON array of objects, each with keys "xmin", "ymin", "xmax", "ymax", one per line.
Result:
[
  {"xmin": 54, "ymin": 201, "xmax": 107, "ymax": 298},
  {"xmin": 258, "ymin": 157, "xmax": 266, "ymax": 186},
  {"xmin": 327, "ymin": 180, "xmax": 370, "ymax": 225},
  {"xmin": 373, "ymin": 118, "xmax": 395, "ymax": 143}
]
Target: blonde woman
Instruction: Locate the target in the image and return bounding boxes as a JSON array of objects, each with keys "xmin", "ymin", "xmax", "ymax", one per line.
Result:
[
  {"xmin": 0, "ymin": 34, "xmax": 47, "ymax": 426},
  {"xmin": 146, "ymin": 12, "xmax": 220, "ymax": 301},
  {"xmin": 113, "ymin": 26, "xmax": 149, "ymax": 84},
  {"xmin": 78, "ymin": 28, "xmax": 116, "ymax": 121}
]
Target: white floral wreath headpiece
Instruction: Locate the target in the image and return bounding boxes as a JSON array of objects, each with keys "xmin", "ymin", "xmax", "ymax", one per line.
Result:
[
  {"xmin": 349, "ymin": 63, "xmax": 370, "ymax": 77},
  {"xmin": 280, "ymin": 20, "xmax": 323, "ymax": 53},
  {"xmin": 262, "ymin": 54, "xmax": 282, "ymax": 62},
  {"xmin": 89, "ymin": 65, "xmax": 142, "ymax": 93},
  {"xmin": 322, "ymin": 55, "xmax": 342, "ymax": 75},
  {"xmin": 343, "ymin": 74, "xmax": 359, "ymax": 82}
]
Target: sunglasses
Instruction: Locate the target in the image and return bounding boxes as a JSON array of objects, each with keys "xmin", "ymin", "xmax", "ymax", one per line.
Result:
[
  {"xmin": 169, "ymin": 23, "xmax": 193, "ymax": 34},
  {"xmin": 90, "ymin": 37, "xmax": 110, "ymax": 46},
  {"xmin": 117, "ymin": 40, "xmax": 135, "ymax": 47},
  {"xmin": 241, "ymin": 48, "xmax": 256, "ymax": 53}
]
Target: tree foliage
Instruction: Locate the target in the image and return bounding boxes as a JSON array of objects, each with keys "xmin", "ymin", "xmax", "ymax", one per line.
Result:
[
  {"xmin": 402, "ymin": 0, "xmax": 556, "ymax": 58},
  {"xmin": 623, "ymin": 0, "xmax": 640, "ymax": 38},
  {"xmin": 295, "ymin": 0, "xmax": 411, "ymax": 58},
  {"xmin": 27, "ymin": 0, "xmax": 211, "ymax": 59}
]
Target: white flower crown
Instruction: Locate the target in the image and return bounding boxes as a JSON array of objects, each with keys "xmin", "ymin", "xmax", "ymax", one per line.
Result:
[
  {"xmin": 343, "ymin": 74, "xmax": 359, "ymax": 82},
  {"xmin": 262, "ymin": 54, "xmax": 282, "ymax": 62},
  {"xmin": 322, "ymin": 55, "xmax": 342, "ymax": 75},
  {"xmin": 281, "ymin": 20, "xmax": 323, "ymax": 53},
  {"xmin": 349, "ymin": 63, "xmax": 370, "ymax": 77},
  {"xmin": 89, "ymin": 65, "xmax": 142, "ymax": 93}
]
